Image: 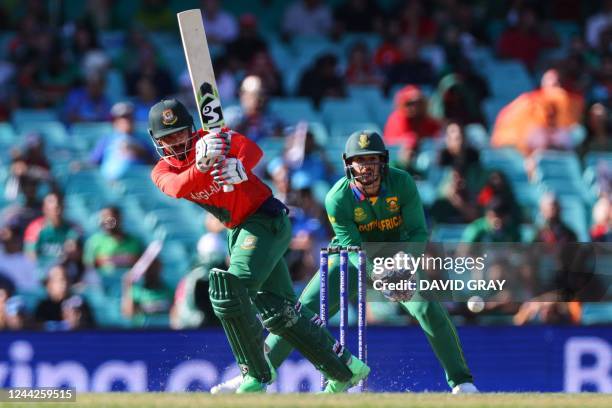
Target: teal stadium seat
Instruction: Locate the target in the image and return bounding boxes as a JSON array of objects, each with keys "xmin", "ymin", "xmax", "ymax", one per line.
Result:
[
  {"xmin": 483, "ymin": 98, "xmax": 509, "ymax": 129},
  {"xmin": 0, "ymin": 122, "xmax": 16, "ymax": 145},
  {"xmin": 16, "ymin": 121, "xmax": 68, "ymax": 146},
  {"xmin": 486, "ymin": 60, "xmax": 533, "ymax": 100},
  {"xmin": 269, "ymin": 98, "xmax": 320, "ymax": 123},
  {"xmin": 321, "ymin": 98, "xmax": 372, "ymax": 126},
  {"xmin": 464, "ymin": 124, "xmax": 489, "ymax": 149},
  {"xmin": 329, "ymin": 122, "xmax": 382, "ymax": 141},
  {"xmin": 431, "ymin": 224, "xmax": 468, "ymax": 242},
  {"xmin": 481, "ymin": 147, "xmax": 528, "ymax": 182},
  {"xmin": 70, "ymin": 122, "xmax": 114, "ymax": 150},
  {"xmin": 581, "ymin": 303, "xmax": 612, "ymax": 325},
  {"xmin": 11, "ymin": 109, "xmax": 59, "ymax": 123}
]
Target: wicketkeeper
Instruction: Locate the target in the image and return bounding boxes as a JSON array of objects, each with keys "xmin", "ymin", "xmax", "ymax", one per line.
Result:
[
  {"xmin": 212, "ymin": 130, "xmax": 477, "ymax": 394},
  {"xmin": 147, "ymin": 99, "xmax": 369, "ymax": 393}
]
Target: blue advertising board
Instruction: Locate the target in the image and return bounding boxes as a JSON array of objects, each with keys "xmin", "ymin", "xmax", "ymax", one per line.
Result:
[{"xmin": 0, "ymin": 326, "xmax": 610, "ymax": 392}]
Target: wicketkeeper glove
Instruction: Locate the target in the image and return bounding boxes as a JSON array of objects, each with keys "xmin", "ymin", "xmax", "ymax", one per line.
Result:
[
  {"xmin": 377, "ymin": 252, "xmax": 417, "ymax": 302},
  {"xmin": 210, "ymin": 157, "xmax": 248, "ymax": 186},
  {"xmin": 195, "ymin": 130, "xmax": 231, "ymax": 173}
]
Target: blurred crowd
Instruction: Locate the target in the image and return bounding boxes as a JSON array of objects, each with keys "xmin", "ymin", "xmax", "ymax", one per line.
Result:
[{"xmin": 0, "ymin": 0, "xmax": 611, "ymax": 330}]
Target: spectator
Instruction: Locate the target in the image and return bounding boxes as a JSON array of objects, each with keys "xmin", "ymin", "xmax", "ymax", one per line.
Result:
[
  {"xmin": 201, "ymin": 0, "xmax": 239, "ymax": 45},
  {"xmin": 246, "ymin": 50, "xmax": 284, "ymax": 97},
  {"xmin": 5, "ymin": 296, "xmax": 33, "ymax": 330},
  {"xmin": 171, "ymin": 214, "xmax": 226, "ymax": 329},
  {"xmin": 533, "ymin": 193, "xmax": 577, "ymax": 243},
  {"xmin": 132, "ymin": 77, "xmax": 160, "ymax": 122},
  {"xmin": 590, "ymin": 52, "xmax": 612, "ymax": 108},
  {"xmin": 226, "ymin": 14, "xmax": 268, "ymax": 69},
  {"xmin": 283, "ymin": 126, "xmax": 335, "ymax": 183},
  {"xmin": 24, "ymin": 192, "xmax": 82, "ymax": 270},
  {"xmin": 461, "ymin": 198, "xmax": 521, "ymax": 242},
  {"xmin": 430, "ymin": 169, "xmax": 479, "ymax": 224},
  {"xmin": 4, "ymin": 133, "xmax": 56, "ymax": 202},
  {"xmin": 384, "ymin": 85, "xmax": 441, "ymax": 147},
  {"xmin": 492, "ymin": 68, "xmax": 584, "ymax": 155},
  {"xmin": 374, "ymin": 20, "xmax": 403, "ymax": 70},
  {"xmin": 68, "ymin": 20, "xmax": 110, "ymax": 78},
  {"xmin": 282, "ymin": 0, "xmax": 333, "ymax": 38},
  {"xmin": 333, "ymin": 0, "xmax": 382, "ymax": 33},
  {"xmin": 590, "ymin": 196, "xmax": 611, "ymax": 242},
  {"xmin": 121, "ymin": 258, "xmax": 173, "ymax": 327},
  {"xmin": 429, "ymin": 73, "xmax": 484, "ymax": 125},
  {"xmin": 225, "ymin": 75, "xmax": 284, "ymax": 142},
  {"xmin": 437, "ymin": 122, "xmax": 480, "ymax": 173},
  {"xmin": 2, "ymin": 176, "xmax": 44, "ymax": 241},
  {"xmin": 84, "ymin": 206, "xmax": 144, "ymax": 279},
  {"xmin": 297, "ymin": 54, "xmax": 345, "ymax": 107},
  {"xmin": 124, "ymin": 45, "xmax": 175, "ymax": 100},
  {"xmin": 345, "ymin": 42, "xmax": 383, "ymax": 86},
  {"xmin": 89, "ymin": 102, "xmax": 156, "ymax": 181},
  {"xmin": 586, "ymin": 0, "xmax": 612, "ymax": 49},
  {"xmin": 135, "ymin": 0, "xmax": 175, "ymax": 31},
  {"xmin": 579, "ymin": 103, "xmax": 611, "ymax": 156},
  {"xmin": 477, "ymin": 171, "xmax": 522, "ymax": 224},
  {"xmin": 384, "ymin": 35, "xmax": 435, "ymax": 92},
  {"xmin": 60, "ymin": 295, "xmax": 95, "ymax": 330},
  {"xmin": 0, "ymin": 219, "xmax": 37, "ymax": 292},
  {"xmin": 0, "ymin": 277, "xmax": 15, "ymax": 330},
  {"xmin": 34, "ymin": 264, "xmax": 72, "ymax": 326},
  {"xmin": 266, "ymin": 158, "xmax": 291, "ymax": 203},
  {"xmin": 396, "ymin": 0, "xmax": 438, "ymax": 43},
  {"xmin": 389, "ymin": 137, "xmax": 423, "ymax": 179},
  {"xmin": 497, "ymin": 6, "xmax": 558, "ymax": 71},
  {"xmin": 62, "ymin": 72, "xmax": 111, "ymax": 123},
  {"xmin": 526, "ymin": 103, "xmax": 573, "ymax": 155},
  {"xmin": 57, "ymin": 238, "xmax": 89, "ymax": 287}
]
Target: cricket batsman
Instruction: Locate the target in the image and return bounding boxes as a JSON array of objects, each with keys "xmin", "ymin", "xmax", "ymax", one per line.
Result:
[
  {"xmin": 213, "ymin": 130, "xmax": 477, "ymax": 393},
  {"xmin": 147, "ymin": 98, "xmax": 369, "ymax": 393}
]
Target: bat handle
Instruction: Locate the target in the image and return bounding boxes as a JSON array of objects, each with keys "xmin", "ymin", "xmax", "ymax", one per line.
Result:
[{"xmin": 223, "ymin": 185, "xmax": 234, "ymax": 192}]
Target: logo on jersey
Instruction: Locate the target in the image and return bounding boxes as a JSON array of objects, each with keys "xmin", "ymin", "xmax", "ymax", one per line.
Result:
[
  {"xmin": 328, "ymin": 215, "xmax": 336, "ymax": 224},
  {"xmin": 240, "ymin": 235, "xmax": 257, "ymax": 250},
  {"xmin": 358, "ymin": 133, "xmax": 370, "ymax": 149},
  {"xmin": 386, "ymin": 196, "xmax": 400, "ymax": 212},
  {"xmin": 354, "ymin": 207, "xmax": 367, "ymax": 222},
  {"xmin": 161, "ymin": 109, "xmax": 178, "ymax": 125}
]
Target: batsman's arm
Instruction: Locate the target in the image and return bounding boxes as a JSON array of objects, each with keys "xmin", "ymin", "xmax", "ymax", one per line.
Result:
[
  {"xmin": 151, "ymin": 162, "xmax": 199, "ymax": 198},
  {"xmin": 228, "ymin": 131, "xmax": 263, "ymax": 171}
]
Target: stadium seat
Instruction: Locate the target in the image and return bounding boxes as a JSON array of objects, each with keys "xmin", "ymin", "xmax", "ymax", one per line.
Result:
[
  {"xmin": 415, "ymin": 180, "xmax": 436, "ymax": 207},
  {"xmin": 431, "ymin": 224, "xmax": 468, "ymax": 242},
  {"xmin": 11, "ymin": 109, "xmax": 59, "ymax": 123},
  {"xmin": 16, "ymin": 121, "xmax": 68, "ymax": 146},
  {"xmin": 321, "ymin": 98, "xmax": 372, "ymax": 126},
  {"xmin": 269, "ymin": 98, "xmax": 320, "ymax": 123},
  {"xmin": 487, "ymin": 60, "xmax": 533, "ymax": 100},
  {"xmin": 581, "ymin": 303, "xmax": 612, "ymax": 325},
  {"xmin": 306, "ymin": 121, "xmax": 329, "ymax": 145},
  {"xmin": 483, "ymin": 98, "xmax": 509, "ymax": 128},
  {"xmin": 0, "ymin": 122, "xmax": 16, "ymax": 145},
  {"xmin": 481, "ymin": 147, "xmax": 528, "ymax": 182},
  {"xmin": 70, "ymin": 122, "xmax": 114, "ymax": 150},
  {"xmin": 464, "ymin": 123, "xmax": 489, "ymax": 149},
  {"xmin": 329, "ymin": 121, "xmax": 382, "ymax": 141},
  {"xmin": 105, "ymin": 68, "xmax": 126, "ymax": 103}
]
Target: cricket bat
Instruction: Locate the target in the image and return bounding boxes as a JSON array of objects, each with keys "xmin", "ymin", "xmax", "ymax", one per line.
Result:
[{"xmin": 177, "ymin": 9, "xmax": 233, "ymax": 192}]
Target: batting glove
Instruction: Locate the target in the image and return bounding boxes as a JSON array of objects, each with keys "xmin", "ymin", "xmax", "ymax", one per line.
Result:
[
  {"xmin": 211, "ymin": 157, "xmax": 248, "ymax": 186},
  {"xmin": 195, "ymin": 131, "xmax": 231, "ymax": 173}
]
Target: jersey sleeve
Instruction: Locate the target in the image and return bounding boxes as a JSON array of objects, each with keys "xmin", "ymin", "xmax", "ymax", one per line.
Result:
[
  {"xmin": 151, "ymin": 161, "xmax": 200, "ymax": 199},
  {"xmin": 228, "ymin": 131, "xmax": 263, "ymax": 171},
  {"xmin": 325, "ymin": 190, "xmax": 362, "ymax": 247},
  {"xmin": 398, "ymin": 172, "xmax": 428, "ymax": 243}
]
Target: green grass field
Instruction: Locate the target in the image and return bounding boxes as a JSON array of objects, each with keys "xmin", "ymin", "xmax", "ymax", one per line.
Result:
[{"xmin": 2, "ymin": 393, "xmax": 609, "ymax": 408}]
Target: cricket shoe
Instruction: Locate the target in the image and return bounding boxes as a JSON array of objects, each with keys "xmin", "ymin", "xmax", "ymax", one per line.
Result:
[
  {"xmin": 452, "ymin": 383, "xmax": 479, "ymax": 394},
  {"xmin": 235, "ymin": 356, "xmax": 277, "ymax": 394},
  {"xmin": 321, "ymin": 356, "xmax": 370, "ymax": 393}
]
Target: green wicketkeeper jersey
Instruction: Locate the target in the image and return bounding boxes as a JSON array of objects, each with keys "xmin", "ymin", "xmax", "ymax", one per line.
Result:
[{"xmin": 325, "ymin": 167, "xmax": 428, "ymax": 247}]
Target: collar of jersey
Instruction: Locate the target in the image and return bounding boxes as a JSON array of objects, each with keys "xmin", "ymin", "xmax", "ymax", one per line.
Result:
[{"xmin": 349, "ymin": 181, "xmax": 386, "ymax": 202}]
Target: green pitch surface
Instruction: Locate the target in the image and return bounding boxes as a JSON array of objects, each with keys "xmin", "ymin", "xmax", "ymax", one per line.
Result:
[{"xmin": 5, "ymin": 393, "xmax": 609, "ymax": 408}]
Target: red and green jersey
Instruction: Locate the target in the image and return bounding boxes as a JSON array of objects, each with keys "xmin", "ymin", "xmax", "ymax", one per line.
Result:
[{"xmin": 151, "ymin": 129, "xmax": 271, "ymax": 228}]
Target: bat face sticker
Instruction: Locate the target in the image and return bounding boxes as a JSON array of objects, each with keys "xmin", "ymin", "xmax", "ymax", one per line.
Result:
[{"xmin": 198, "ymin": 82, "xmax": 224, "ymax": 128}]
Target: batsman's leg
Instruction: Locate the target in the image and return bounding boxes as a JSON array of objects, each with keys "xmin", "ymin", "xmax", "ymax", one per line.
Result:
[
  {"xmin": 265, "ymin": 253, "xmax": 360, "ymax": 368},
  {"xmin": 400, "ymin": 298, "xmax": 474, "ymax": 389}
]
